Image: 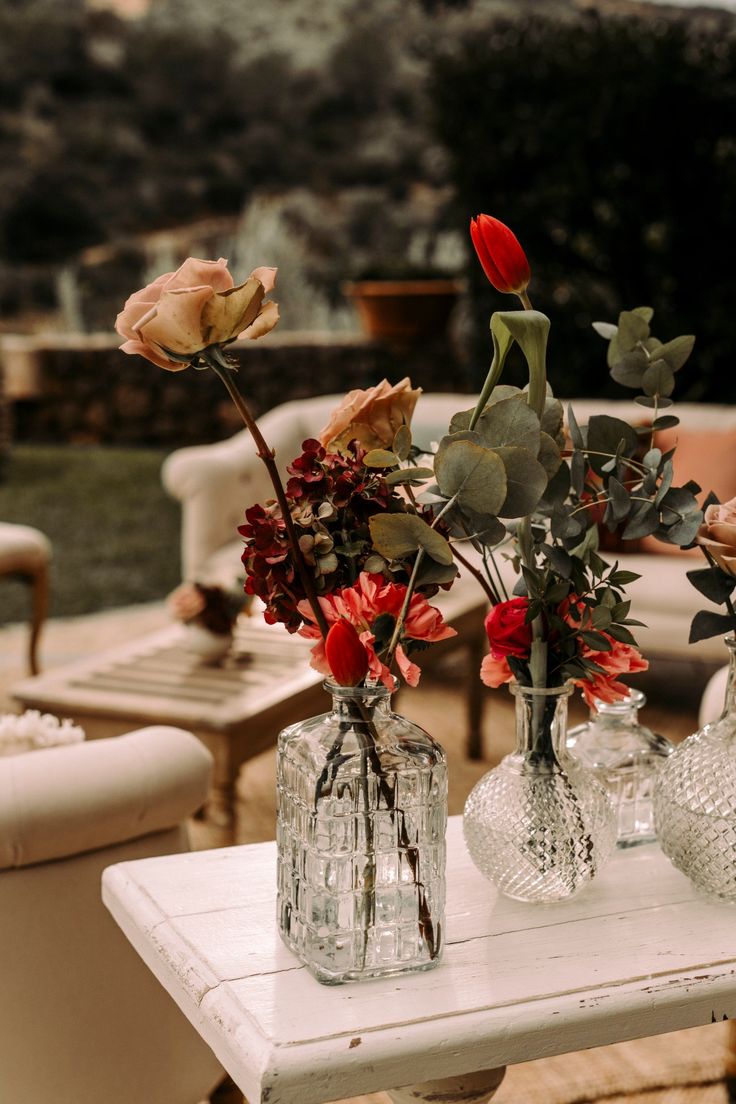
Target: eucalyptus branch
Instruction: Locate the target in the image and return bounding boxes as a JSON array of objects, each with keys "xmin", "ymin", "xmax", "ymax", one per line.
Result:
[
  {"xmin": 703, "ymin": 546, "xmax": 736, "ymax": 618},
  {"xmin": 563, "ymin": 447, "xmax": 650, "ymax": 478},
  {"xmin": 206, "ymin": 353, "xmax": 329, "ymax": 639}
]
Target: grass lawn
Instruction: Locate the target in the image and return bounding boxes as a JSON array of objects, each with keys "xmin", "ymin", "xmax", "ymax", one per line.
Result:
[{"xmin": 0, "ymin": 446, "xmax": 182, "ymax": 624}]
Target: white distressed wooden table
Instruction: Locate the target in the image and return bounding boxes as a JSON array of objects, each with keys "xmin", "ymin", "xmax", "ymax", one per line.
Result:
[{"xmin": 102, "ymin": 817, "xmax": 736, "ymax": 1104}]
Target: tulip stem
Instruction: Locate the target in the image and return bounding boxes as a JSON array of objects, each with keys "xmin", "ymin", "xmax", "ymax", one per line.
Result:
[
  {"xmin": 519, "ymin": 290, "xmax": 533, "ymax": 311},
  {"xmin": 207, "ymin": 354, "xmax": 329, "ymax": 640}
]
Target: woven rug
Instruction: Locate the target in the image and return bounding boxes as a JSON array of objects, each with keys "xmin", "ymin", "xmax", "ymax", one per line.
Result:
[{"xmin": 338, "ymin": 1023, "xmax": 732, "ymax": 1104}]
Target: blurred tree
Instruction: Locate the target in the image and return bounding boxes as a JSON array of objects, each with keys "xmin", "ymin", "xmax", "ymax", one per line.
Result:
[{"xmin": 428, "ymin": 10, "xmax": 736, "ymax": 400}]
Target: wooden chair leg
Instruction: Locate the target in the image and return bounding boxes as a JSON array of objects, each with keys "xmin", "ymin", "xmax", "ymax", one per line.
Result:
[{"xmin": 28, "ymin": 562, "xmax": 49, "ymax": 675}]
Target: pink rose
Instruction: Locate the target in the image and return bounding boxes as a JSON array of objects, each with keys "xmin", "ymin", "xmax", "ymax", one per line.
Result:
[
  {"xmin": 695, "ymin": 497, "xmax": 736, "ymax": 577},
  {"xmin": 116, "ymin": 257, "xmax": 279, "ymax": 371},
  {"xmin": 318, "ymin": 378, "xmax": 422, "ymax": 452}
]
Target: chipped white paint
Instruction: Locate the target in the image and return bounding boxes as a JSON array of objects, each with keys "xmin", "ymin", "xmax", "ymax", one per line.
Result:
[{"xmin": 102, "ymin": 818, "xmax": 736, "ymax": 1104}]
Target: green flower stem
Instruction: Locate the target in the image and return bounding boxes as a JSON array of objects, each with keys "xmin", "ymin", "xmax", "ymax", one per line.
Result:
[
  {"xmin": 518, "ymin": 514, "xmax": 548, "ymax": 688},
  {"xmin": 451, "ymin": 542, "xmax": 499, "ymax": 605},
  {"xmin": 518, "ymin": 290, "xmax": 533, "ymax": 311},
  {"xmin": 384, "ymin": 494, "xmax": 458, "ymax": 668},
  {"xmin": 207, "ymin": 354, "xmax": 329, "ymax": 639},
  {"xmin": 468, "ymin": 344, "xmax": 503, "ymax": 432}
]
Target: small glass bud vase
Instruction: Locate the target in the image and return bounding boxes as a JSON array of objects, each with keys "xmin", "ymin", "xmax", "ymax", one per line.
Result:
[
  {"xmin": 463, "ymin": 682, "xmax": 617, "ymax": 903},
  {"xmin": 653, "ymin": 636, "xmax": 736, "ymax": 900},
  {"xmin": 276, "ymin": 680, "xmax": 447, "ymax": 984},
  {"xmin": 567, "ymin": 689, "xmax": 673, "ymax": 847}
]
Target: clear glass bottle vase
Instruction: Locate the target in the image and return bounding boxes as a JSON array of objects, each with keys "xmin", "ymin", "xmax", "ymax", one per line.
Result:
[
  {"xmin": 463, "ymin": 682, "xmax": 617, "ymax": 902},
  {"xmin": 567, "ymin": 689, "xmax": 673, "ymax": 847},
  {"xmin": 276, "ymin": 681, "xmax": 447, "ymax": 984},
  {"xmin": 653, "ymin": 636, "xmax": 736, "ymax": 900}
]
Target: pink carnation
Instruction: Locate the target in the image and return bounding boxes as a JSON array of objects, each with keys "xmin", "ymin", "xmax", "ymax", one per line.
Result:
[{"xmin": 297, "ymin": 572, "xmax": 456, "ymax": 688}]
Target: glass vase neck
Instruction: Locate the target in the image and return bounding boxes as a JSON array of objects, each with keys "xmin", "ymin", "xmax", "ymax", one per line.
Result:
[
  {"xmin": 511, "ymin": 682, "xmax": 572, "ymax": 762},
  {"xmin": 591, "ymin": 688, "xmax": 645, "ymax": 725},
  {"xmin": 326, "ymin": 680, "xmax": 393, "ymax": 720}
]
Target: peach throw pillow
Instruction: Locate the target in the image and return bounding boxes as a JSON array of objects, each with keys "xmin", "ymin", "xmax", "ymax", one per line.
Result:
[{"xmin": 640, "ymin": 427, "xmax": 736, "ymax": 556}]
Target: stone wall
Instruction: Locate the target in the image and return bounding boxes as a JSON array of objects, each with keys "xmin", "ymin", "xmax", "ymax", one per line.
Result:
[{"xmin": 1, "ymin": 332, "xmax": 475, "ymax": 447}]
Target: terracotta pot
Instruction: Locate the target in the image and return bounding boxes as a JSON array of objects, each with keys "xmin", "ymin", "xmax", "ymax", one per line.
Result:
[{"xmin": 342, "ymin": 278, "xmax": 463, "ymax": 344}]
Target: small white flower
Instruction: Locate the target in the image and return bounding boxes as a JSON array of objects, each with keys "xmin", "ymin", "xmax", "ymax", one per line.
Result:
[{"xmin": 0, "ymin": 710, "xmax": 85, "ymax": 757}]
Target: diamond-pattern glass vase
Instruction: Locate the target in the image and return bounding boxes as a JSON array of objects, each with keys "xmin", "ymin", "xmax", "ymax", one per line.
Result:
[
  {"xmin": 463, "ymin": 682, "xmax": 617, "ymax": 902},
  {"xmin": 653, "ymin": 636, "xmax": 736, "ymax": 900},
  {"xmin": 276, "ymin": 681, "xmax": 447, "ymax": 984}
]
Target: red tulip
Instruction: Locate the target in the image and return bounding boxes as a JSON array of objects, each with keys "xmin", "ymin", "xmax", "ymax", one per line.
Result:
[
  {"xmin": 324, "ymin": 619, "xmax": 369, "ymax": 686},
  {"xmin": 470, "ymin": 214, "xmax": 531, "ymax": 296}
]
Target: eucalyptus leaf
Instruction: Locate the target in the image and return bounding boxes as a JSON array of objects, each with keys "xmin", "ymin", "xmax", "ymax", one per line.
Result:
[
  {"xmin": 592, "ymin": 321, "xmax": 617, "ymax": 340},
  {"xmin": 610, "ymin": 349, "xmax": 648, "ymax": 389},
  {"xmin": 415, "ymin": 559, "xmax": 458, "ymax": 587},
  {"xmin": 642, "ymin": 359, "xmax": 675, "ymax": 399},
  {"xmin": 369, "ymin": 513, "xmax": 453, "ymax": 565},
  {"xmin": 541, "ymin": 459, "xmax": 571, "ymax": 509},
  {"xmin": 537, "ymin": 431, "xmax": 562, "ymax": 478},
  {"xmin": 617, "ymin": 309, "xmax": 650, "ymax": 351},
  {"xmin": 435, "ymin": 438, "xmax": 507, "ymax": 515},
  {"xmin": 686, "ymin": 566, "xmax": 736, "ymax": 604},
  {"xmin": 541, "ymin": 396, "xmax": 565, "ymax": 444},
  {"xmin": 384, "ymin": 466, "xmax": 435, "ymax": 485},
  {"xmin": 567, "ymin": 403, "xmax": 584, "ymax": 449},
  {"xmin": 448, "ymin": 408, "xmax": 475, "ymax": 434},
  {"xmin": 473, "ymin": 394, "xmax": 541, "ymax": 451},
  {"xmin": 689, "ymin": 609, "xmax": 736, "ymax": 643},
  {"xmin": 571, "ymin": 449, "xmax": 586, "ymax": 496},
  {"xmin": 608, "ymin": 476, "xmax": 631, "ymax": 522},
  {"xmin": 392, "ymin": 424, "xmax": 412, "ymax": 461},
  {"xmin": 652, "ymin": 414, "xmax": 680, "ymax": 431},
  {"xmin": 364, "ymin": 448, "xmax": 399, "ymax": 468},
  {"xmin": 586, "ymin": 415, "xmax": 639, "ymax": 473},
  {"xmin": 635, "ymin": 394, "xmax": 674, "ymax": 409},
  {"xmin": 452, "ymin": 505, "xmax": 506, "ymax": 548},
  {"xmin": 654, "ymin": 334, "xmax": 695, "ymax": 372},
  {"xmin": 542, "ymin": 545, "xmax": 573, "ymax": 578},
  {"xmin": 654, "ymin": 458, "xmax": 674, "ymax": 505},
  {"xmin": 622, "ymin": 501, "xmax": 658, "ymax": 539},
  {"xmin": 494, "ymin": 446, "xmax": 549, "ymax": 518}
]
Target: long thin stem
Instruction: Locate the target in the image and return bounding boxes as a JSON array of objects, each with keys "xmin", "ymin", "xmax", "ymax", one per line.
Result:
[
  {"xmin": 451, "ymin": 543, "xmax": 498, "ymax": 604},
  {"xmin": 207, "ymin": 355, "xmax": 329, "ymax": 639}
]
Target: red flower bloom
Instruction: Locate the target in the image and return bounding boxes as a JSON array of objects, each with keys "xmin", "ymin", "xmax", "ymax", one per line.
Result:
[
  {"xmin": 484, "ymin": 597, "xmax": 533, "ymax": 659},
  {"xmin": 324, "ymin": 619, "xmax": 370, "ymax": 686},
  {"xmin": 470, "ymin": 214, "xmax": 531, "ymax": 296}
]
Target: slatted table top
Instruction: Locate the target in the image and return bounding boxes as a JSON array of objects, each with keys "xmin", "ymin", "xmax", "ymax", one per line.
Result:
[
  {"xmin": 12, "ymin": 581, "xmax": 486, "ymax": 735},
  {"xmin": 102, "ymin": 817, "xmax": 736, "ymax": 1104},
  {"xmin": 12, "ymin": 618, "xmax": 320, "ymax": 732}
]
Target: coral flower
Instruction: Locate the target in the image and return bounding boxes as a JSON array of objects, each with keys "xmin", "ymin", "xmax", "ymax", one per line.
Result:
[
  {"xmin": 470, "ymin": 214, "xmax": 531, "ymax": 296},
  {"xmin": 297, "ymin": 572, "xmax": 456, "ymax": 688}
]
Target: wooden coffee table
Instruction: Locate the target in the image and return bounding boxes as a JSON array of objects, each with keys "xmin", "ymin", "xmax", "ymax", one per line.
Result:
[{"xmin": 12, "ymin": 583, "xmax": 487, "ymax": 832}]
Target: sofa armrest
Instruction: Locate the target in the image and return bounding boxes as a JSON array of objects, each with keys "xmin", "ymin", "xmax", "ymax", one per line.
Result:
[{"xmin": 0, "ymin": 726, "xmax": 213, "ymax": 871}]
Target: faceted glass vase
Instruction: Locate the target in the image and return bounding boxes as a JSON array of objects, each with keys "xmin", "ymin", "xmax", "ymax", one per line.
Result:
[
  {"xmin": 653, "ymin": 636, "xmax": 736, "ymax": 900},
  {"xmin": 276, "ymin": 681, "xmax": 447, "ymax": 984},
  {"xmin": 567, "ymin": 689, "xmax": 673, "ymax": 847},
  {"xmin": 463, "ymin": 682, "xmax": 617, "ymax": 903}
]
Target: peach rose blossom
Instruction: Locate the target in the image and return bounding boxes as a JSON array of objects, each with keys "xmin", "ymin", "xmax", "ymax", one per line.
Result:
[
  {"xmin": 318, "ymin": 377, "xmax": 422, "ymax": 452},
  {"xmin": 695, "ymin": 497, "xmax": 736, "ymax": 577},
  {"xmin": 116, "ymin": 257, "xmax": 279, "ymax": 371}
]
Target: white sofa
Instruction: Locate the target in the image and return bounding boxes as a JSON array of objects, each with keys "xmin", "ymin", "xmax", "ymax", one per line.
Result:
[
  {"xmin": 162, "ymin": 394, "xmax": 736, "ymax": 675},
  {"xmin": 0, "ymin": 726, "xmax": 224, "ymax": 1104}
]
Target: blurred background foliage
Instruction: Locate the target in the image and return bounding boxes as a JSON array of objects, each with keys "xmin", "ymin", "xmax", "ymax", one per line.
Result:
[{"xmin": 1, "ymin": 0, "xmax": 735, "ymax": 399}]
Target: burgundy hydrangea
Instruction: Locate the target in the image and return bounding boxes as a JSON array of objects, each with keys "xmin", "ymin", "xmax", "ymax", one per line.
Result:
[{"xmin": 239, "ymin": 439, "xmax": 424, "ymax": 632}]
